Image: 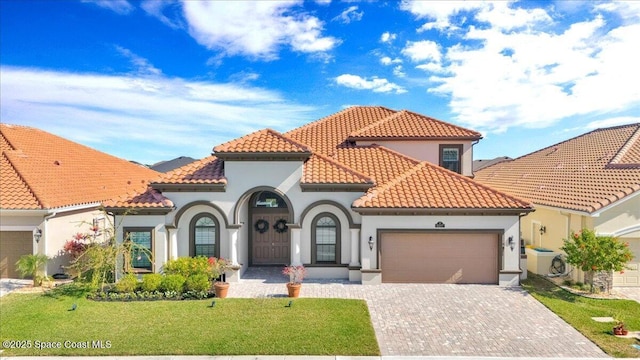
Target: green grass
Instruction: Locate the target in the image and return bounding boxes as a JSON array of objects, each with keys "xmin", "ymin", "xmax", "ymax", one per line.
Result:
[
  {"xmin": 522, "ymin": 273, "xmax": 640, "ymax": 358},
  {"xmin": 0, "ymin": 292, "xmax": 379, "ymax": 356}
]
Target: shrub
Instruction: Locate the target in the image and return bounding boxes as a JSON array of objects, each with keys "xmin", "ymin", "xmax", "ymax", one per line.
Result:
[
  {"xmin": 141, "ymin": 273, "xmax": 163, "ymax": 292},
  {"xmin": 562, "ymin": 279, "xmax": 573, "ymax": 286},
  {"xmin": 161, "ymin": 274, "xmax": 186, "ymax": 293},
  {"xmin": 185, "ymin": 274, "xmax": 210, "ymax": 292},
  {"xmin": 164, "ymin": 257, "xmax": 211, "ymax": 279},
  {"xmin": 115, "ymin": 273, "xmax": 139, "ymax": 293},
  {"xmin": 15, "ymin": 254, "xmax": 49, "ymax": 286}
]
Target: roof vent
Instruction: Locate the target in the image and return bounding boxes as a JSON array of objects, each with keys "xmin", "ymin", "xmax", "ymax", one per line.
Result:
[
  {"xmin": 53, "ymin": 160, "xmax": 61, "ymax": 166},
  {"xmin": 546, "ymin": 147, "xmax": 558, "ymax": 156}
]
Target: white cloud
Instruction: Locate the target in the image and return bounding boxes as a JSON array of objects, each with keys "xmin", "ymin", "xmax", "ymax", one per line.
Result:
[
  {"xmin": 115, "ymin": 46, "xmax": 162, "ymax": 76},
  {"xmin": 586, "ymin": 116, "xmax": 640, "ymax": 130},
  {"xmin": 335, "ymin": 74, "xmax": 407, "ymax": 94},
  {"xmin": 400, "ymin": 0, "xmax": 484, "ymax": 31},
  {"xmin": 182, "ymin": 1, "xmax": 338, "ymax": 61},
  {"xmin": 380, "ymin": 56, "xmax": 402, "ymax": 66},
  {"xmin": 315, "ymin": 0, "xmax": 331, "ymax": 5},
  {"xmin": 401, "ymin": 40, "xmax": 441, "ymax": 63},
  {"xmin": 474, "ymin": 2, "xmax": 552, "ymax": 31},
  {"xmin": 0, "ymin": 66, "xmax": 315, "ymax": 164},
  {"xmin": 380, "ymin": 31, "xmax": 397, "ymax": 43},
  {"xmin": 393, "ymin": 65, "xmax": 406, "ymax": 78},
  {"xmin": 332, "ymin": 6, "xmax": 364, "ymax": 24},
  {"xmin": 83, "ymin": 0, "xmax": 134, "ymax": 15},
  {"xmin": 141, "ymin": 0, "xmax": 183, "ymax": 29}
]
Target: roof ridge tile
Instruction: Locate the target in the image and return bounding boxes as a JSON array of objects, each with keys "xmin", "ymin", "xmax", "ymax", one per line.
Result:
[{"xmin": 307, "ymin": 153, "xmax": 375, "ymax": 185}]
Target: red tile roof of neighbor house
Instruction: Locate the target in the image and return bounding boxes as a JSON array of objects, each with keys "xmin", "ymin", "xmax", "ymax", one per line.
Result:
[
  {"xmin": 474, "ymin": 123, "xmax": 640, "ymax": 214},
  {"xmin": 110, "ymin": 106, "xmax": 533, "ymax": 212},
  {"xmin": 0, "ymin": 124, "xmax": 160, "ymax": 210}
]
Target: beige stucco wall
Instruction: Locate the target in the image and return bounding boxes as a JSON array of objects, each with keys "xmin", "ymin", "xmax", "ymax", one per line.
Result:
[{"xmin": 356, "ymin": 140, "xmax": 475, "ymax": 176}]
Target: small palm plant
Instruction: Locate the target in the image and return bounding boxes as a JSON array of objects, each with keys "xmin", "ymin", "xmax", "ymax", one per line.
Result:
[{"xmin": 15, "ymin": 253, "xmax": 49, "ymax": 286}]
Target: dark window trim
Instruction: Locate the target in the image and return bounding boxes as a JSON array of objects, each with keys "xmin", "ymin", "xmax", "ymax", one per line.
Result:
[
  {"xmin": 189, "ymin": 213, "xmax": 220, "ymax": 258},
  {"xmin": 123, "ymin": 227, "xmax": 154, "ymax": 272},
  {"xmin": 439, "ymin": 144, "xmax": 463, "ymax": 174},
  {"xmin": 311, "ymin": 213, "xmax": 341, "ymax": 265}
]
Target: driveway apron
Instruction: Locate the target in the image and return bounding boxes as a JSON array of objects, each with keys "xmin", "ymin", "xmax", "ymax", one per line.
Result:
[{"xmin": 230, "ymin": 268, "xmax": 608, "ymax": 358}]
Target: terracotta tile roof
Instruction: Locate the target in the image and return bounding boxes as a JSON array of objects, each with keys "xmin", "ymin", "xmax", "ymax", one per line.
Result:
[
  {"xmin": 104, "ymin": 187, "xmax": 174, "ymax": 209},
  {"xmin": 353, "ymin": 162, "xmax": 533, "ymax": 211},
  {"xmin": 301, "ymin": 153, "xmax": 373, "ymax": 186},
  {"xmin": 474, "ymin": 123, "xmax": 640, "ymax": 213},
  {"xmin": 349, "ymin": 110, "xmax": 482, "ymax": 140},
  {"xmin": 214, "ymin": 128, "xmax": 311, "ymax": 154},
  {"xmin": 154, "ymin": 156, "xmax": 225, "ymax": 185},
  {"xmin": 286, "ymin": 106, "xmax": 396, "ymax": 155},
  {"xmin": 1, "ymin": 124, "xmax": 160, "ymax": 210},
  {"xmin": 333, "ymin": 145, "xmax": 420, "ymax": 185}
]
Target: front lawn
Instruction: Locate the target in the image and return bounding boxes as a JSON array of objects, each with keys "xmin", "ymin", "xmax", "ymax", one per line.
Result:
[
  {"xmin": 0, "ymin": 292, "xmax": 379, "ymax": 356},
  {"xmin": 522, "ymin": 274, "xmax": 640, "ymax": 358}
]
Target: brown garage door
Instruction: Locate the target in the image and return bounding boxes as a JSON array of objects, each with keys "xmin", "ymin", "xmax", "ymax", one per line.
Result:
[
  {"xmin": 381, "ymin": 232, "xmax": 499, "ymax": 284},
  {"xmin": 0, "ymin": 231, "xmax": 33, "ymax": 278}
]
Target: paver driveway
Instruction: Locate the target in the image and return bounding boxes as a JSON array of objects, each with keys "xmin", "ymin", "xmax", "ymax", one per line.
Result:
[{"xmin": 230, "ymin": 268, "xmax": 608, "ymax": 358}]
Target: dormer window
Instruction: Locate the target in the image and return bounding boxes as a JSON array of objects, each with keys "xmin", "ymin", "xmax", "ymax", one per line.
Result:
[{"xmin": 440, "ymin": 145, "xmax": 463, "ymax": 174}]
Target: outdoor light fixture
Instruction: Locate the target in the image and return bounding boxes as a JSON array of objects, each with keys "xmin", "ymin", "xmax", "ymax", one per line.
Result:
[
  {"xmin": 33, "ymin": 228, "xmax": 42, "ymax": 244},
  {"xmin": 368, "ymin": 236, "xmax": 374, "ymax": 251},
  {"xmin": 508, "ymin": 236, "xmax": 515, "ymax": 250},
  {"xmin": 539, "ymin": 226, "xmax": 547, "ymax": 236}
]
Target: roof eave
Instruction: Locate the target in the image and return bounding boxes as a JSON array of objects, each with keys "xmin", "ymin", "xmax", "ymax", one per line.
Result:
[
  {"xmin": 214, "ymin": 152, "xmax": 312, "ymax": 161},
  {"xmin": 103, "ymin": 206, "xmax": 174, "ymax": 216},
  {"xmin": 351, "ymin": 207, "xmax": 534, "ymax": 216},
  {"xmin": 348, "ymin": 135, "xmax": 483, "ymax": 142},
  {"xmin": 151, "ymin": 183, "xmax": 226, "ymax": 192},
  {"xmin": 300, "ymin": 183, "xmax": 373, "ymax": 192}
]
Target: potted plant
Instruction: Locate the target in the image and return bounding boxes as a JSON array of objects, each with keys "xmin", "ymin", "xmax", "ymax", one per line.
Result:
[
  {"xmin": 15, "ymin": 253, "xmax": 49, "ymax": 287},
  {"xmin": 282, "ymin": 264, "xmax": 306, "ymax": 298},
  {"xmin": 209, "ymin": 257, "xmax": 231, "ymax": 298},
  {"xmin": 613, "ymin": 318, "xmax": 628, "ymax": 336}
]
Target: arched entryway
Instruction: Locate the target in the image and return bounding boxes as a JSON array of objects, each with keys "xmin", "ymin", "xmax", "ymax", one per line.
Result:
[{"xmin": 249, "ymin": 190, "xmax": 291, "ymax": 265}]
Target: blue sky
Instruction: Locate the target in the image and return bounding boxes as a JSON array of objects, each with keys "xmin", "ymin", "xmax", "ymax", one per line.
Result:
[{"xmin": 1, "ymin": 0, "xmax": 639, "ymax": 165}]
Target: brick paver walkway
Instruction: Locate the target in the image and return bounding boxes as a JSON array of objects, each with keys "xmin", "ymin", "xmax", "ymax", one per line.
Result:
[{"xmin": 229, "ymin": 267, "xmax": 609, "ymax": 358}]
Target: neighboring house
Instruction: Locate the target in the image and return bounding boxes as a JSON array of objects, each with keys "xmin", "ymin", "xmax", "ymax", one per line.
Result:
[
  {"xmin": 150, "ymin": 156, "xmax": 196, "ymax": 173},
  {"xmin": 0, "ymin": 124, "xmax": 160, "ymax": 278},
  {"xmin": 473, "ymin": 156, "xmax": 512, "ymax": 172},
  {"xmin": 475, "ymin": 124, "xmax": 640, "ymax": 287},
  {"xmin": 105, "ymin": 106, "xmax": 533, "ymax": 286}
]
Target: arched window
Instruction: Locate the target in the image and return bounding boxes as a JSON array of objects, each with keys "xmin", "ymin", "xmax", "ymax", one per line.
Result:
[
  {"xmin": 190, "ymin": 214, "xmax": 218, "ymax": 258},
  {"xmin": 312, "ymin": 213, "xmax": 340, "ymax": 264}
]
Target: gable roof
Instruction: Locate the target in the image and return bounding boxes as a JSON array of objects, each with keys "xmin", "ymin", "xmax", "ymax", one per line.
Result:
[
  {"xmin": 1, "ymin": 124, "xmax": 160, "ymax": 210},
  {"xmin": 111, "ymin": 106, "xmax": 532, "ymax": 213},
  {"xmin": 348, "ymin": 110, "xmax": 482, "ymax": 141},
  {"xmin": 474, "ymin": 123, "xmax": 640, "ymax": 214}
]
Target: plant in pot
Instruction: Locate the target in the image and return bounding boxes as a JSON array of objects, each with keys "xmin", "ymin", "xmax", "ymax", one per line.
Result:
[
  {"xmin": 209, "ymin": 257, "xmax": 231, "ymax": 298},
  {"xmin": 613, "ymin": 318, "xmax": 628, "ymax": 336},
  {"xmin": 282, "ymin": 264, "xmax": 306, "ymax": 298},
  {"xmin": 15, "ymin": 253, "xmax": 50, "ymax": 287}
]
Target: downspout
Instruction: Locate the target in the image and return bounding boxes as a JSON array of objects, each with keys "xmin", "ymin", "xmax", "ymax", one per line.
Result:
[
  {"xmin": 42, "ymin": 211, "xmax": 58, "ymax": 276},
  {"xmin": 470, "ymin": 139, "xmax": 480, "ymax": 177}
]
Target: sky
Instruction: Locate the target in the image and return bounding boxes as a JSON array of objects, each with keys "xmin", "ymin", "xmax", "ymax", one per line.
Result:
[{"xmin": 1, "ymin": 0, "xmax": 639, "ymax": 165}]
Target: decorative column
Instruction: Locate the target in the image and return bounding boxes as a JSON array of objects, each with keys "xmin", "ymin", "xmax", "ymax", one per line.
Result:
[
  {"xmin": 290, "ymin": 227, "xmax": 302, "ymax": 266},
  {"xmin": 227, "ymin": 227, "xmax": 240, "ymax": 266},
  {"xmin": 169, "ymin": 227, "xmax": 178, "ymax": 260},
  {"xmin": 349, "ymin": 228, "xmax": 360, "ymax": 267}
]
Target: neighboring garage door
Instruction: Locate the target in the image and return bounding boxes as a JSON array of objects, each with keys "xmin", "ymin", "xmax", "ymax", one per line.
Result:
[
  {"xmin": 0, "ymin": 231, "xmax": 33, "ymax": 278},
  {"xmin": 381, "ymin": 232, "xmax": 499, "ymax": 284},
  {"xmin": 613, "ymin": 238, "xmax": 640, "ymax": 287}
]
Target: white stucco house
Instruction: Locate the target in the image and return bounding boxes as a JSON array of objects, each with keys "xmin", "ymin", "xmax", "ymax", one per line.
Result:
[{"xmin": 105, "ymin": 106, "xmax": 533, "ymax": 286}]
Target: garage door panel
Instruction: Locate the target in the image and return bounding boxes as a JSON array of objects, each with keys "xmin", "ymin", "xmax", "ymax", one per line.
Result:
[
  {"xmin": 381, "ymin": 232, "xmax": 498, "ymax": 284},
  {"xmin": 613, "ymin": 239, "xmax": 639, "ymax": 287},
  {"xmin": 1, "ymin": 231, "xmax": 33, "ymax": 278}
]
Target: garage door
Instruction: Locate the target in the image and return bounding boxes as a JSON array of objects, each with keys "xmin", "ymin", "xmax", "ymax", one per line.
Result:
[
  {"xmin": 381, "ymin": 232, "xmax": 499, "ymax": 284},
  {"xmin": 613, "ymin": 238, "xmax": 640, "ymax": 287},
  {"xmin": 0, "ymin": 231, "xmax": 33, "ymax": 278}
]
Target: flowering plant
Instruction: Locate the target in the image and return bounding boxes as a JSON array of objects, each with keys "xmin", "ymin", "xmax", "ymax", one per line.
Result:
[
  {"xmin": 282, "ymin": 264, "xmax": 306, "ymax": 284},
  {"xmin": 208, "ymin": 257, "xmax": 231, "ymax": 283}
]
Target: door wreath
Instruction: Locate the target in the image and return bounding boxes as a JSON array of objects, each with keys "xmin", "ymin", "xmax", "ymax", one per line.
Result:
[
  {"xmin": 273, "ymin": 219, "xmax": 289, "ymax": 233},
  {"xmin": 254, "ymin": 219, "xmax": 269, "ymax": 233}
]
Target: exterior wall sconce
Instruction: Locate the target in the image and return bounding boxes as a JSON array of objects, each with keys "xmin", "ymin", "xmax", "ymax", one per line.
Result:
[
  {"xmin": 508, "ymin": 236, "xmax": 515, "ymax": 250},
  {"xmin": 33, "ymin": 228, "xmax": 42, "ymax": 243},
  {"xmin": 368, "ymin": 236, "xmax": 374, "ymax": 251},
  {"xmin": 539, "ymin": 226, "xmax": 546, "ymax": 236}
]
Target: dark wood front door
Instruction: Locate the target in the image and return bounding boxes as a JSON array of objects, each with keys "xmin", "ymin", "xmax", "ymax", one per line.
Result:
[{"xmin": 251, "ymin": 210, "xmax": 290, "ymax": 265}]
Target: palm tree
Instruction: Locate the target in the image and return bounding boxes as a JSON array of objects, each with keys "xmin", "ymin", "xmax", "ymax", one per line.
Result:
[{"xmin": 15, "ymin": 254, "xmax": 49, "ymax": 286}]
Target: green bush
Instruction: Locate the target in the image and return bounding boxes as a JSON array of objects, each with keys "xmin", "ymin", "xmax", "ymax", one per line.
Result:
[
  {"xmin": 562, "ymin": 279, "xmax": 573, "ymax": 286},
  {"xmin": 161, "ymin": 274, "xmax": 186, "ymax": 293},
  {"xmin": 163, "ymin": 256, "xmax": 211, "ymax": 279},
  {"xmin": 141, "ymin": 273, "xmax": 163, "ymax": 292},
  {"xmin": 185, "ymin": 274, "xmax": 210, "ymax": 292},
  {"xmin": 115, "ymin": 273, "xmax": 139, "ymax": 293}
]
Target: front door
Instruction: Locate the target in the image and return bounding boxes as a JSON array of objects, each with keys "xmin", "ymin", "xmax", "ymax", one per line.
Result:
[{"xmin": 250, "ymin": 191, "xmax": 290, "ymax": 265}]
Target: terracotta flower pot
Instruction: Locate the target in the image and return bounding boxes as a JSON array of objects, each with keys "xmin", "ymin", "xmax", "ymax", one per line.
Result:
[
  {"xmin": 613, "ymin": 327, "xmax": 628, "ymax": 336},
  {"xmin": 287, "ymin": 283, "xmax": 302, "ymax": 298},
  {"xmin": 214, "ymin": 282, "xmax": 230, "ymax": 298}
]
